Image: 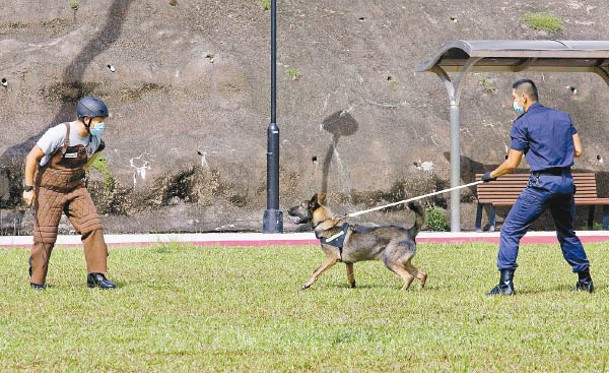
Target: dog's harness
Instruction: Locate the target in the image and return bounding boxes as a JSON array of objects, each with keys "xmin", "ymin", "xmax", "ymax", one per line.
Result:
[{"xmin": 320, "ymin": 223, "xmax": 349, "ymax": 251}]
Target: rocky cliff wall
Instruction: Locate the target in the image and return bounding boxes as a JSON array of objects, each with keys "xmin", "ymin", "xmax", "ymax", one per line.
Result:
[{"xmin": 2, "ymin": 0, "xmax": 609, "ymax": 233}]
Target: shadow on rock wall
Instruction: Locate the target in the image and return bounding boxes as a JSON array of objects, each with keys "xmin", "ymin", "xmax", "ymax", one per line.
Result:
[
  {"xmin": 0, "ymin": 1, "xmax": 135, "ymax": 234},
  {"xmin": 320, "ymin": 109, "xmax": 359, "ymax": 196}
]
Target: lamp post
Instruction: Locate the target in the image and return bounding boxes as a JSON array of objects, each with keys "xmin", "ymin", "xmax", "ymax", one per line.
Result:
[{"xmin": 262, "ymin": 0, "xmax": 283, "ymax": 233}]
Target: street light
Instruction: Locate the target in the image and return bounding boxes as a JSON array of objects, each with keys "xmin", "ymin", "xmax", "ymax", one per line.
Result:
[{"xmin": 262, "ymin": 0, "xmax": 283, "ymax": 233}]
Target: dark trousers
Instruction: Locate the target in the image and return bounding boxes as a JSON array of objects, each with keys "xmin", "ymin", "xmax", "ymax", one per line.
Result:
[{"xmin": 498, "ymin": 173, "xmax": 590, "ymax": 273}]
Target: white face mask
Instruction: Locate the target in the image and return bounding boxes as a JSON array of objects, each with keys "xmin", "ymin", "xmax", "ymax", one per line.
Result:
[
  {"xmin": 90, "ymin": 122, "xmax": 105, "ymax": 137},
  {"xmin": 513, "ymin": 101, "xmax": 525, "ymax": 115}
]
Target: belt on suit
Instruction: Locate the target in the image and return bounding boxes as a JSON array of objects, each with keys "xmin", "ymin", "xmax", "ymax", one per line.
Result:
[{"xmin": 532, "ymin": 167, "xmax": 571, "ymax": 176}]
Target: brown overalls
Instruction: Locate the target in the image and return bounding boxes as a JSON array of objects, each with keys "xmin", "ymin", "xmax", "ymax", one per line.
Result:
[{"xmin": 30, "ymin": 122, "xmax": 108, "ymax": 285}]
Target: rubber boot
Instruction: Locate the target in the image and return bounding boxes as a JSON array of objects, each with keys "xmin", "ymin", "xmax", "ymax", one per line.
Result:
[
  {"xmin": 575, "ymin": 269, "xmax": 594, "ymax": 293},
  {"xmin": 486, "ymin": 269, "xmax": 515, "ymax": 296}
]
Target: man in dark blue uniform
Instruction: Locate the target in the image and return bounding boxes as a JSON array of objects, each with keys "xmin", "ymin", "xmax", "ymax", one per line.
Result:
[{"xmin": 481, "ymin": 79, "xmax": 594, "ymax": 295}]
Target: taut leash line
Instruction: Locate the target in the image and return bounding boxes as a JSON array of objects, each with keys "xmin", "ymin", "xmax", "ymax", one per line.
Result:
[{"xmin": 346, "ymin": 180, "xmax": 484, "ymax": 218}]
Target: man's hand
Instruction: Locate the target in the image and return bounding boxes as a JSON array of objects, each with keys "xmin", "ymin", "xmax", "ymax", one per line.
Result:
[
  {"xmin": 481, "ymin": 172, "xmax": 496, "ymax": 183},
  {"xmin": 22, "ymin": 190, "xmax": 34, "ymax": 207}
]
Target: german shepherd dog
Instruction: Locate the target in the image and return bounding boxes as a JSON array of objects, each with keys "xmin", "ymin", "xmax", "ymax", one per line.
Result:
[{"xmin": 288, "ymin": 193, "xmax": 427, "ymax": 291}]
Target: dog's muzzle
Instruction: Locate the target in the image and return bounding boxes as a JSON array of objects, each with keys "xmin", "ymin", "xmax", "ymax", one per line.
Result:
[{"xmin": 290, "ymin": 216, "xmax": 303, "ymax": 224}]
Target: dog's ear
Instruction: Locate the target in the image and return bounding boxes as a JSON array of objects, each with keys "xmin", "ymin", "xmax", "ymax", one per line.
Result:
[
  {"xmin": 309, "ymin": 193, "xmax": 324, "ymax": 209},
  {"xmin": 317, "ymin": 193, "xmax": 326, "ymax": 205}
]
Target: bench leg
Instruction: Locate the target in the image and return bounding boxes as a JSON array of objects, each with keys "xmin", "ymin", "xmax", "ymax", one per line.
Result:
[
  {"xmin": 489, "ymin": 205, "xmax": 496, "ymax": 232},
  {"xmin": 588, "ymin": 206, "xmax": 596, "ymax": 230},
  {"xmin": 603, "ymin": 206, "xmax": 609, "ymax": 230},
  {"xmin": 475, "ymin": 203, "xmax": 484, "ymax": 232}
]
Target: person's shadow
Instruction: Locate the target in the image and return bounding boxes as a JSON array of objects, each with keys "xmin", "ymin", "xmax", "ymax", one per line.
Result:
[{"xmin": 0, "ymin": 0, "xmax": 135, "ymax": 211}]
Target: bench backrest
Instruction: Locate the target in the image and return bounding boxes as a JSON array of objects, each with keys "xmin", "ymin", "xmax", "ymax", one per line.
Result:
[{"xmin": 476, "ymin": 173, "xmax": 599, "ymax": 206}]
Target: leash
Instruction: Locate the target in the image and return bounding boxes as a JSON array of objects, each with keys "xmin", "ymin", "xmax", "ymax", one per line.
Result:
[{"xmin": 346, "ymin": 180, "xmax": 484, "ymax": 218}]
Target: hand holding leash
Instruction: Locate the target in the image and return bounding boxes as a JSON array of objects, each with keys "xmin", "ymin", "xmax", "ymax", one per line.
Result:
[{"xmin": 481, "ymin": 172, "xmax": 496, "ymax": 183}]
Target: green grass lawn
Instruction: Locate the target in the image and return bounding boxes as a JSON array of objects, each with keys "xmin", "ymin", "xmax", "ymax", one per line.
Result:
[{"xmin": 1, "ymin": 242, "xmax": 608, "ymax": 372}]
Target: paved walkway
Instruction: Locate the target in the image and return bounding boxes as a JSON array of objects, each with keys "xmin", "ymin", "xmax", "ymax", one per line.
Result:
[{"xmin": 2, "ymin": 230, "xmax": 609, "ymax": 247}]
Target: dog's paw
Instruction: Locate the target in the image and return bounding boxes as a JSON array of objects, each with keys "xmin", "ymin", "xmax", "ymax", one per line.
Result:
[{"xmin": 301, "ymin": 284, "xmax": 310, "ymax": 291}]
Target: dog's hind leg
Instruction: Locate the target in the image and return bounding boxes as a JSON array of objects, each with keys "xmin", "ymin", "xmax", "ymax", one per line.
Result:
[
  {"xmin": 385, "ymin": 262, "xmax": 415, "ymax": 291},
  {"xmin": 302, "ymin": 251, "xmax": 340, "ymax": 290},
  {"xmin": 345, "ymin": 262, "xmax": 356, "ymax": 288},
  {"xmin": 405, "ymin": 261, "xmax": 427, "ymax": 290}
]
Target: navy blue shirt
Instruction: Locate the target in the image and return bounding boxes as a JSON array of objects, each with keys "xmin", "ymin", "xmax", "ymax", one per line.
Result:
[{"xmin": 510, "ymin": 102, "xmax": 577, "ymax": 172}]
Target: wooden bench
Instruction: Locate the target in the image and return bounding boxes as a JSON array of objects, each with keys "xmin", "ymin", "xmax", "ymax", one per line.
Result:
[{"xmin": 475, "ymin": 173, "xmax": 609, "ymax": 232}]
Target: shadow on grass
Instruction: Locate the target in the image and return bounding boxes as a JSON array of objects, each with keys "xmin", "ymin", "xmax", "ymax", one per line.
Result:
[{"xmin": 513, "ymin": 283, "xmax": 601, "ymax": 294}]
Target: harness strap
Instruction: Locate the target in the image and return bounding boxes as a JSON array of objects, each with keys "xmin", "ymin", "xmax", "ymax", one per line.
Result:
[
  {"xmin": 60, "ymin": 122, "xmax": 70, "ymax": 156},
  {"xmin": 325, "ymin": 230, "xmax": 345, "ymax": 243},
  {"xmin": 320, "ymin": 223, "xmax": 350, "ymax": 256}
]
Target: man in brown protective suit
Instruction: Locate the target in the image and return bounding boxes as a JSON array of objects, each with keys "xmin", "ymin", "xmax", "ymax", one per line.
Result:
[{"xmin": 22, "ymin": 96, "xmax": 116, "ymax": 289}]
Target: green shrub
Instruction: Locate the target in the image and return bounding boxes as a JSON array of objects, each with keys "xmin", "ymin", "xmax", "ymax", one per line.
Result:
[
  {"xmin": 478, "ymin": 76, "xmax": 497, "ymax": 93},
  {"xmin": 88, "ymin": 156, "xmax": 118, "ymax": 214},
  {"xmin": 425, "ymin": 206, "xmax": 449, "ymax": 232},
  {"xmin": 286, "ymin": 67, "xmax": 301, "ymax": 80},
  {"xmin": 69, "ymin": 0, "xmax": 79, "ymax": 10},
  {"xmin": 522, "ymin": 12, "xmax": 564, "ymax": 32},
  {"xmin": 91, "ymin": 156, "xmax": 113, "ymax": 192},
  {"xmin": 260, "ymin": 0, "xmax": 270, "ymax": 11}
]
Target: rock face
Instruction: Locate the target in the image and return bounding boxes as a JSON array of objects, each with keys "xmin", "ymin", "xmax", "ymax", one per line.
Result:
[{"xmin": 2, "ymin": 1, "xmax": 609, "ymax": 233}]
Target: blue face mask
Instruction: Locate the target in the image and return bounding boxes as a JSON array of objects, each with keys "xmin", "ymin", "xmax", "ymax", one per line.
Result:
[
  {"xmin": 90, "ymin": 122, "xmax": 105, "ymax": 137},
  {"xmin": 513, "ymin": 101, "xmax": 525, "ymax": 115}
]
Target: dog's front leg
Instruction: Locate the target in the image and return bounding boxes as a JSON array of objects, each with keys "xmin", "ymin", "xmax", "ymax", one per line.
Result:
[
  {"xmin": 302, "ymin": 251, "xmax": 340, "ymax": 290},
  {"xmin": 345, "ymin": 262, "xmax": 356, "ymax": 288}
]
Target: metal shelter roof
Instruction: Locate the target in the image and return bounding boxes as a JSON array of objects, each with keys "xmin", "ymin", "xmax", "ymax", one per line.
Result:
[
  {"xmin": 417, "ymin": 40, "xmax": 609, "ymax": 79},
  {"xmin": 417, "ymin": 40, "xmax": 609, "ymax": 232}
]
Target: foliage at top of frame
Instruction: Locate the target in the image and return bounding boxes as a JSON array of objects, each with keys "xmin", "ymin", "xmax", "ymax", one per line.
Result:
[{"xmin": 522, "ymin": 12, "xmax": 564, "ymax": 33}]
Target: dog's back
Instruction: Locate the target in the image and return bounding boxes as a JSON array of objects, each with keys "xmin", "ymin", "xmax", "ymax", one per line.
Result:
[{"xmin": 341, "ymin": 201, "xmax": 425, "ymax": 263}]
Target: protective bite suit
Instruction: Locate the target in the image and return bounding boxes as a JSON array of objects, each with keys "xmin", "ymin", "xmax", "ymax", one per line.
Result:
[{"xmin": 30, "ymin": 122, "xmax": 108, "ymax": 285}]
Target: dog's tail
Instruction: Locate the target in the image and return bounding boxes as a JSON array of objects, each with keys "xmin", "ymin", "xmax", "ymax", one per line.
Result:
[{"xmin": 407, "ymin": 201, "xmax": 425, "ymax": 237}]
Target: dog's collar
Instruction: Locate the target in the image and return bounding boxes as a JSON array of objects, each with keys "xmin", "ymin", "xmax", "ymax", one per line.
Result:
[{"xmin": 312, "ymin": 216, "xmax": 342, "ymax": 230}]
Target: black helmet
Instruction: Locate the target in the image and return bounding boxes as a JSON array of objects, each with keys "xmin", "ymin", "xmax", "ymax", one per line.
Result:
[{"xmin": 76, "ymin": 96, "xmax": 109, "ymax": 118}]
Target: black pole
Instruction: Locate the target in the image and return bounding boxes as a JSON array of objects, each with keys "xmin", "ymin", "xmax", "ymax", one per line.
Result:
[{"xmin": 263, "ymin": 0, "xmax": 283, "ymax": 233}]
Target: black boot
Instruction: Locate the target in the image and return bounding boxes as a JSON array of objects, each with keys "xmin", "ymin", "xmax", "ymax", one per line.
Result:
[
  {"xmin": 486, "ymin": 269, "xmax": 515, "ymax": 296},
  {"xmin": 575, "ymin": 269, "xmax": 594, "ymax": 293},
  {"xmin": 87, "ymin": 273, "xmax": 117, "ymax": 289}
]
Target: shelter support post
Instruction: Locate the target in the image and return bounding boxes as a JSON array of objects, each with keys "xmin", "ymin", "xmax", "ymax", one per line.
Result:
[
  {"xmin": 430, "ymin": 58, "xmax": 481, "ymax": 232},
  {"xmin": 449, "ymin": 103, "xmax": 460, "ymax": 231},
  {"xmin": 594, "ymin": 66, "xmax": 609, "ymax": 87}
]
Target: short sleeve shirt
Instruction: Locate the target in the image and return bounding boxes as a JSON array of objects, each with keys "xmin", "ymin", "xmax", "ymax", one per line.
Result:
[
  {"xmin": 510, "ymin": 103, "xmax": 577, "ymax": 172},
  {"xmin": 36, "ymin": 122, "xmax": 103, "ymax": 167}
]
